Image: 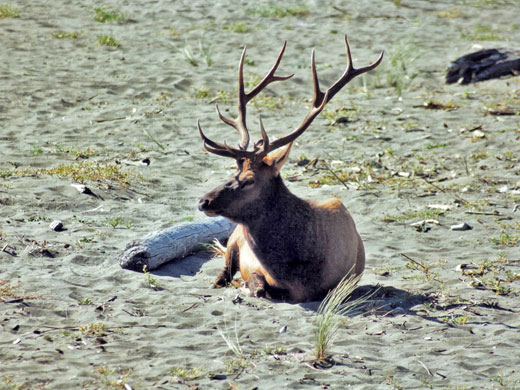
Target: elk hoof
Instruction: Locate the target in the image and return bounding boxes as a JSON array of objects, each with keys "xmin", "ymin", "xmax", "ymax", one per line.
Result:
[
  {"xmin": 251, "ymin": 287, "xmax": 266, "ymax": 298},
  {"xmin": 213, "ymin": 275, "xmax": 228, "ymax": 288}
]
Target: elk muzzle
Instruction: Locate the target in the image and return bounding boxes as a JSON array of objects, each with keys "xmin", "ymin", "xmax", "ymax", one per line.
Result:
[{"xmin": 198, "ymin": 179, "xmax": 238, "ymax": 217}]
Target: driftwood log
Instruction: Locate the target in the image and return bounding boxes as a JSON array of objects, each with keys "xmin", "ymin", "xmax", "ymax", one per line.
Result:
[
  {"xmin": 119, "ymin": 217, "xmax": 236, "ymax": 271},
  {"xmin": 446, "ymin": 48, "xmax": 520, "ymax": 84}
]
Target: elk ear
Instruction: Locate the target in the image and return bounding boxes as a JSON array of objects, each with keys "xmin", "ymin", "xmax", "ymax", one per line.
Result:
[{"xmin": 263, "ymin": 142, "xmax": 293, "ymax": 175}]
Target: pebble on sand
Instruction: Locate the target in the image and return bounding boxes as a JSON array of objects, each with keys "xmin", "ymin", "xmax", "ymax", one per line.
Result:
[
  {"xmin": 450, "ymin": 222, "xmax": 473, "ymax": 231},
  {"xmin": 49, "ymin": 220, "xmax": 64, "ymax": 232}
]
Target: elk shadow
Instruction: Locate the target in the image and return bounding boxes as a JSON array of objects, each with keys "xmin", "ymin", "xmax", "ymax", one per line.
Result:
[
  {"xmin": 152, "ymin": 255, "xmax": 433, "ymax": 319},
  {"xmin": 297, "ymin": 284, "xmax": 430, "ymax": 316},
  {"xmin": 151, "ymin": 259, "xmax": 514, "ymax": 327}
]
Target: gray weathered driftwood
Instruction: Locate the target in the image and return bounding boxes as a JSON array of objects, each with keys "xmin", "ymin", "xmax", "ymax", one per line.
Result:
[{"xmin": 119, "ymin": 217, "xmax": 236, "ymax": 271}]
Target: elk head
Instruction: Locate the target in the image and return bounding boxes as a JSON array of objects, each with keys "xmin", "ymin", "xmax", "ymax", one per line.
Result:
[{"xmin": 197, "ymin": 35, "xmax": 383, "ymax": 223}]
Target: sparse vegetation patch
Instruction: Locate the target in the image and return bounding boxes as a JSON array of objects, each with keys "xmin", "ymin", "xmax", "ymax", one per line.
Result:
[
  {"xmin": 52, "ymin": 31, "xmax": 79, "ymax": 39},
  {"xmin": 93, "ymin": 7, "xmax": 124, "ymax": 23},
  {"xmin": 0, "ymin": 4, "xmax": 19, "ymax": 18},
  {"xmin": 6, "ymin": 161, "xmax": 137, "ymax": 187},
  {"xmin": 249, "ymin": 3, "xmax": 309, "ymax": 18},
  {"xmin": 97, "ymin": 34, "xmax": 120, "ymax": 47}
]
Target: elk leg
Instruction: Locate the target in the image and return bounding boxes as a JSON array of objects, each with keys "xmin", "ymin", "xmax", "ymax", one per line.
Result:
[
  {"xmin": 249, "ymin": 274, "xmax": 291, "ymax": 300},
  {"xmin": 213, "ymin": 241, "xmax": 240, "ymax": 288},
  {"xmin": 248, "ymin": 272, "xmax": 267, "ymax": 298}
]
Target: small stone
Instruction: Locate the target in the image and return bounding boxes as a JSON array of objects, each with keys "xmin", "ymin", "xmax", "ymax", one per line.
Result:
[
  {"xmin": 71, "ymin": 183, "xmax": 94, "ymax": 195},
  {"xmin": 450, "ymin": 222, "xmax": 472, "ymax": 231},
  {"xmin": 427, "ymin": 204, "xmax": 453, "ymax": 211},
  {"xmin": 49, "ymin": 220, "xmax": 64, "ymax": 232},
  {"xmin": 472, "ymin": 130, "xmax": 486, "ymax": 138},
  {"xmin": 410, "ymin": 219, "xmax": 439, "ymax": 227}
]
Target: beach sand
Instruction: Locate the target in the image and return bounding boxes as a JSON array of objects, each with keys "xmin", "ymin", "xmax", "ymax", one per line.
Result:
[{"xmin": 1, "ymin": 1, "xmax": 520, "ymax": 389}]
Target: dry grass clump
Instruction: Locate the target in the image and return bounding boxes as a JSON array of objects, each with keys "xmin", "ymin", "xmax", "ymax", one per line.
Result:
[
  {"xmin": 0, "ymin": 281, "xmax": 39, "ymax": 302},
  {"xmin": 0, "ymin": 5, "xmax": 19, "ymax": 18},
  {"xmin": 314, "ymin": 273, "xmax": 374, "ymax": 365}
]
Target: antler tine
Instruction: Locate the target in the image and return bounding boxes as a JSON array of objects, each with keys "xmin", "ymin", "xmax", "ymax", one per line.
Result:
[
  {"xmin": 246, "ymin": 42, "xmax": 294, "ymax": 102},
  {"xmin": 236, "ymin": 46, "xmax": 250, "ymax": 150},
  {"xmin": 198, "ymin": 120, "xmax": 235, "ymax": 158},
  {"xmin": 325, "ymin": 34, "xmax": 384, "ymax": 103},
  {"xmin": 257, "ymin": 115, "xmax": 270, "ymax": 150},
  {"xmin": 212, "ymin": 46, "xmax": 250, "ymax": 151},
  {"xmin": 266, "ymin": 34, "xmax": 383, "ymax": 153},
  {"xmin": 310, "ymin": 49, "xmax": 324, "ymax": 109},
  {"xmin": 215, "ymin": 104, "xmax": 236, "ymax": 129},
  {"xmin": 213, "ymin": 43, "xmax": 294, "ymax": 153},
  {"xmin": 198, "ymin": 120, "xmax": 253, "ymax": 159}
]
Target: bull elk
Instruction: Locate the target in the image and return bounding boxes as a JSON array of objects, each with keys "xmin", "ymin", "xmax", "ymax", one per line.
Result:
[{"xmin": 197, "ymin": 35, "xmax": 383, "ymax": 302}]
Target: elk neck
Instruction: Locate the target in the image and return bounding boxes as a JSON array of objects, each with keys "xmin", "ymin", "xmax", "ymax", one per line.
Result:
[{"xmin": 239, "ymin": 174, "xmax": 315, "ymax": 258}]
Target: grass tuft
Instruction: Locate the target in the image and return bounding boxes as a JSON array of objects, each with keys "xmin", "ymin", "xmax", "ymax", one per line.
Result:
[
  {"xmin": 461, "ymin": 24, "xmax": 504, "ymax": 41},
  {"xmin": 179, "ymin": 41, "xmax": 213, "ymax": 67},
  {"xmin": 386, "ymin": 41, "xmax": 419, "ymax": 96},
  {"xmin": 314, "ymin": 273, "xmax": 373, "ymax": 364},
  {"xmin": 169, "ymin": 367, "xmax": 204, "ymax": 380},
  {"xmin": 93, "ymin": 7, "xmax": 124, "ymax": 23},
  {"xmin": 79, "ymin": 323, "xmax": 107, "ymax": 337},
  {"xmin": 224, "ymin": 22, "xmax": 252, "ymax": 33},
  {"xmin": 52, "ymin": 31, "xmax": 79, "ymax": 39},
  {"xmin": 218, "ymin": 316, "xmax": 244, "ymax": 358},
  {"xmin": 143, "ymin": 266, "xmax": 161, "ymax": 290},
  {"xmin": 97, "ymin": 34, "xmax": 120, "ymax": 47}
]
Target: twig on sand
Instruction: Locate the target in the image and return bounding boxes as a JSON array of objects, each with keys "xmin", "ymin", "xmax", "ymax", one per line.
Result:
[
  {"xmin": 181, "ymin": 302, "xmax": 199, "ymax": 313},
  {"xmin": 421, "ymin": 177, "xmax": 469, "ymax": 205},
  {"xmin": 321, "ymin": 160, "xmax": 350, "ymax": 190},
  {"xmin": 400, "ymin": 253, "xmax": 442, "ymax": 283},
  {"xmin": 95, "ymin": 116, "xmax": 126, "ymax": 123},
  {"xmin": 1, "ymin": 244, "xmax": 16, "ymax": 256},
  {"xmin": 465, "ymin": 210, "xmax": 499, "ymax": 216},
  {"xmin": 418, "ymin": 359, "xmax": 433, "ymax": 376},
  {"xmin": 400, "ymin": 253, "xmax": 428, "ymax": 272},
  {"xmin": 143, "ymin": 129, "xmax": 165, "ymax": 151}
]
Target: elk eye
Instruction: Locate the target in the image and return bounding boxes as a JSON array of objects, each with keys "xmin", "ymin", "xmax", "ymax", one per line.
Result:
[{"xmin": 241, "ymin": 178, "xmax": 255, "ymax": 188}]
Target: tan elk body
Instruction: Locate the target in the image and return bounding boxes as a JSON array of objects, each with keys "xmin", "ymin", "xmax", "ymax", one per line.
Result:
[{"xmin": 198, "ymin": 35, "xmax": 383, "ymax": 302}]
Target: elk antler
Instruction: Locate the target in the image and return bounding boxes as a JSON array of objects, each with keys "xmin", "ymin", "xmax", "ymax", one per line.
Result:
[
  {"xmin": 198, "ymin": 34, "xmax": 383, "ymax": 161},
  {"xmin": 198, "ymin": 42, "xmax": 293, "ymax": 159}
]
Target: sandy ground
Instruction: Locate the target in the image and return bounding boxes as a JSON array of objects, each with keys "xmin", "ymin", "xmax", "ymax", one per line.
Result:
[{"xmin": 1, "ymin": 1, "xmax": 520, "ymax": 389}]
